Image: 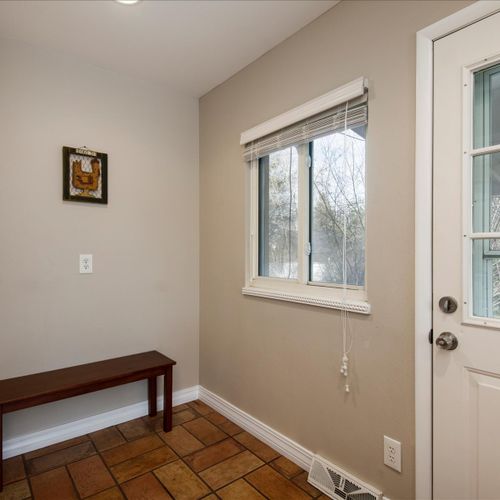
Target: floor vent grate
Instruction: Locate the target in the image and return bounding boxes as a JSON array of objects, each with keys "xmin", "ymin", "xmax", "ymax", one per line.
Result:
[{"xmin": 308, "ymin": 454, "xmax": 382, "ymax": 500}]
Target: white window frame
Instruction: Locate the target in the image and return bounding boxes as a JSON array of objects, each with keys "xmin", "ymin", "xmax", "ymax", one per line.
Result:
[{"xmin": 241, "ymin": 78, "xmax": 371, "ymax": 315}]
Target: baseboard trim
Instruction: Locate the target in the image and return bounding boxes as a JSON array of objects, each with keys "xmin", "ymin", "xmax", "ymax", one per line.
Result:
[
  {"xmin": 199, "ymin": 387, "xmax": 391, "ymax": 500},
  {"xmin": 198, "ymin": 386, "xmax": 313, "ymax": 471},
  {"xmin": 4, "ymin": 385, "xmax": 199, "ymax": 459}
]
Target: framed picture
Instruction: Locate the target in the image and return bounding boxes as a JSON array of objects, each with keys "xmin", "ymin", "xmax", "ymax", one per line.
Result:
[{"xmin": 63, "ymin": 146, "xmax": 108, "ymax": 204}]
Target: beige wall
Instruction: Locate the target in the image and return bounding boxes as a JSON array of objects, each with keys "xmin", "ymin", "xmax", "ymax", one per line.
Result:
[
  {"xmin": 0, "ymin": 39, "xmax": 199, "ymax": 439},
  {"xmin": 199, "ymin": 1, "xmax": 470, "ymax": 498}
]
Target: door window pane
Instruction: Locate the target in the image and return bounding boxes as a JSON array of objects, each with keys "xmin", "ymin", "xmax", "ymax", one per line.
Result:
[
  {"xmin": 472, "ymin": 152, "xmax": 500, "ymax": 233},
  {"xmin": 474, "ymin": 63, "xmax": 500, "ymax": 149},
  {"xmin": 310, "ymin": 126, "xmax": 366, "ymax": 286},
  {"xmin": 472, "ymin": 65, "xmax": 500, "ymax": 319},
  {"xmin": 258, "ymin": 147, "xmax": 298, "ymax": 279},
  {"xmin": 472, "ymin": 238, "xmax": 500, "ymax": 319}
]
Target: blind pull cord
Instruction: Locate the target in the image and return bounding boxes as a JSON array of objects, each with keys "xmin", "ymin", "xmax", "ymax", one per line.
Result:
[
  {"xmin": 339, "ymin": 101, "xmax": 353, "ymax": 394},
  {"xmin": 287, "ymin": 147, "xmax": 293, "ymax": 279}
]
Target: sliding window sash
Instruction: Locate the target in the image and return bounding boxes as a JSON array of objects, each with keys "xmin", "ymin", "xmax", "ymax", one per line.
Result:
[{"xmin": 248, "ymin": 147, "xmax": 309, "ymax": 285}]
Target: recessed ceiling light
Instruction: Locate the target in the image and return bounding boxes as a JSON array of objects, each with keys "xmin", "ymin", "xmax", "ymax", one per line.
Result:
[{"xmin": 116, "ymin": 0, "xmax": 140, "ymax": 5}]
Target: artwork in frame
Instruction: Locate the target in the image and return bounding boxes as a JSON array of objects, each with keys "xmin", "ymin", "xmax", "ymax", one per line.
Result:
[{"xmin": 63, "ymin": 146, "xmax": 108, "ymax": 204}]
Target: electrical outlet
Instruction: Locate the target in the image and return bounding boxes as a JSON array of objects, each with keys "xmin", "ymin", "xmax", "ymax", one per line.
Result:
[
  {"xmin": 384, "ymin": 435, "xmax": 401, "ymax": 472},
  {"xmin": 79, "ymin": 254, "xmax": 93, "ymax": 274}
]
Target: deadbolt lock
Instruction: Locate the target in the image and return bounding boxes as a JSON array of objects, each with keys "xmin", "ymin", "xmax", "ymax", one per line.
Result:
[{"xmin": 439, "ymin": 296, "xmax": 458, "ymax": 314}]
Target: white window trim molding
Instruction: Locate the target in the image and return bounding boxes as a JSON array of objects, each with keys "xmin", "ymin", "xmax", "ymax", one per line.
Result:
[
  {"xmin": 415, "ymin": 3, "xmax": 500, "ymax": 499},
  {"xmin": 241, "ymin": 78, "xmax": 370, "ymax": 314},
  {"xmin": 242, "ymin": 284, "xmax": 370, "ymax": 314}
]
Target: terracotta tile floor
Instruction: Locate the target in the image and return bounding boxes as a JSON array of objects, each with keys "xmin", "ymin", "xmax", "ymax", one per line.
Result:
[{"xmin": 1, "ymin": 400, "xmax": 327, "ymax": 500}]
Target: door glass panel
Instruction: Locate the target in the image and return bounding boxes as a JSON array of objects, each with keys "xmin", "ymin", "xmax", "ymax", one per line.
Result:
[
  {"xmin": 474, "ymin": 63, "xmax": 500, "ymax": 149},
  {"xmin": 472, "ymin": 65, "xmax": 500, "ymax": 319},
  {"xmin": 258, "ymin": 147, "xmax": 299, "ymax": 279},
  {"xmin": 472, "ymin": 152, "xmax": 500, "ymax": 233},
  {"xmin": 472, "ymin": 239, "xmax": 500, "ymax": 319}
]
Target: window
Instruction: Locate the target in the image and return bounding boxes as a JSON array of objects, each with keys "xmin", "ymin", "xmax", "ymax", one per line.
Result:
[{"xmin": 241, "ymin": 78, "xmax": 370, "ymax": 313}]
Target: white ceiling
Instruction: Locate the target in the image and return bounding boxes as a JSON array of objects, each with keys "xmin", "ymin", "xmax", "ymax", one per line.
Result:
[{"xmin": 0, "ymin": 0, "xmax": 337, "ymax": 97}]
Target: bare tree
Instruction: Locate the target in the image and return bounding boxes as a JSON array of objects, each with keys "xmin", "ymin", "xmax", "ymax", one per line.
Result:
[{"xmin": 264, "ymin": 147, "xmax": 298, "ymax": 278}]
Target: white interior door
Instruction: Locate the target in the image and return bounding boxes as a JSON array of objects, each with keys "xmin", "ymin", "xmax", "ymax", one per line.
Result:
[{"xmin": 433, "ymin": 12, "xmax": 500, "ymax": 500}]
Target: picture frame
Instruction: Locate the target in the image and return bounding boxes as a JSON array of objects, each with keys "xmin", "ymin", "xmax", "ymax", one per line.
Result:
[{"xmin": 62, "ymin": 146, "xmax": 108, "ymax": 204}]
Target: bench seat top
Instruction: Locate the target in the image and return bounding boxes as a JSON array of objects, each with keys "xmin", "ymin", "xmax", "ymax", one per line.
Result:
[{"xmin": 0, "ymin": 350, "xmax": 176, "ymax": 412}]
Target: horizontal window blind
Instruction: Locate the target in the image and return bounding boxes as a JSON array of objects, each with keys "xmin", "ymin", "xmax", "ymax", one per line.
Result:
[{"xmin": 243, "ymin": 93, "xmax": 367, "ymax": 162}]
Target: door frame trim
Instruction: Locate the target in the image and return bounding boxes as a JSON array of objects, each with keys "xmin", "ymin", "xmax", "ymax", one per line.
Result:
[{"xmin": 415, "ymin": 2, "xmax": 500, "ymax": 498}]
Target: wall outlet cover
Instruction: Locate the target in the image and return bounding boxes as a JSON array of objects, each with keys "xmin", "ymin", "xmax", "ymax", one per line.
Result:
[
  {"xmin": 384, "ymin": 435, "xmax": 401, "ymax": 472},
  {"xmin": 79, "ymin": 254, "xmax": 93, "ymax": 274}
]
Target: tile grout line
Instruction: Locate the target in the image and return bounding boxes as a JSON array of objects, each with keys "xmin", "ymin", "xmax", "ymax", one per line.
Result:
[
  {"xmin": 114, "ymin": 425, "xmax": 129, "ymax": 443},
  {"xmin": 173, "ymin": 423, "xmax": 224, "ymax": 496},
  {"xmin": 246, "ymin": 463, "xmax": 276, "ymax": 500},
  {"xmin": 102, "ymin": 439, "xmax": 165, "ymax": 468},
  {"xmin": 64, "ymin": 463, "xmax": 82, "ymax": 499},
  {"xmin": 148, "ymin": 435, "xmax": 182, "ymax": 499},
  {"xmin": 20, "ymin": 452, "xmax": 34, "ymax": 500},
  {"xmin": 223, "ymin": 463, "xmax": 272, "ymax": 500},
  {"xmin": 125, "ymin": 469, "xmax": 175, "ymax": 499},
  {"xmin": 175, "ymin": 407, "xmax": 236, "ymax": 492},
  {"xmin": 96, "ymin": 435, "xmax": 130, "ymax": 500},
  {"xmin": 242, "ymin": 474, "xmax": 272, "ymax": 500}
]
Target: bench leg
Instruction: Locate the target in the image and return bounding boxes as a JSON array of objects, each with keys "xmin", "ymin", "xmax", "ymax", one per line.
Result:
[
  {"xmin": 163, "ymin": 366, "xmax": 173, "ymax": 433},
  {"xmin": 0, "ymin": 405, "xmax": 3, "ymax": 492},
  {"xmin": 148, "ymin": 377, "xmax": 157, "ymax": 417}
]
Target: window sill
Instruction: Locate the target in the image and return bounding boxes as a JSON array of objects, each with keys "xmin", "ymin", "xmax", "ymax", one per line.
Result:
[{"xmin": 241, "ymin": 285, "xmax": 371, "ymax": 315}]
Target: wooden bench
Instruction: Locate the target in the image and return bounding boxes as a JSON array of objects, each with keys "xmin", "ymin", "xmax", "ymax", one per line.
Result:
[{"xmin": 0, "ymin": 350, "xmax": 176, "ymax": 491}]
